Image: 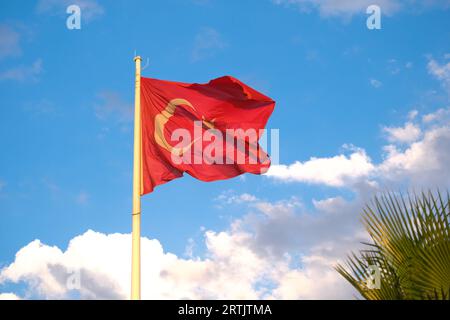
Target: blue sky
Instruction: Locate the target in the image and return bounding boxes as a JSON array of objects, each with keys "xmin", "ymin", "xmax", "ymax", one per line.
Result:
[{"xmin": 0, "ymin": 0, "xmax": 449, "ymax": 299}]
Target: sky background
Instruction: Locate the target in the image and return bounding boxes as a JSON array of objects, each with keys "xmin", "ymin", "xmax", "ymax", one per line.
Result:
[{"xmin": 0, "ymin": 0, "xmax": 449, "ymax": 299}]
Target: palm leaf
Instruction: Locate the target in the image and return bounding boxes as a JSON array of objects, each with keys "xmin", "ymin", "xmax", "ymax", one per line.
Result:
[{"xmin": 335, "ymin": 190, "xmax": 450, "ymax": 300}]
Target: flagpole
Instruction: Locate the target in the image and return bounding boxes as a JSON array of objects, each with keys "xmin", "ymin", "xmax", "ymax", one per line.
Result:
[{"xmin": 131, "ymin": 55, "xmax": 142, "ymax": 300}]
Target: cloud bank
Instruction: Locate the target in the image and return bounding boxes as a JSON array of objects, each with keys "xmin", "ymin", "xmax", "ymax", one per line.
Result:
[
  {"xmin": 272, "ymin": 0, "xmax": 450, "ymax": 17},
  {"xmin": 1, "ymin": 106, "xmax": 449, "ymax": 299}
]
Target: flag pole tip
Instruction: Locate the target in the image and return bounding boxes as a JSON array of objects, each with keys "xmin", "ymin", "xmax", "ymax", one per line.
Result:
[{"xmin": 134, "ymin": 56, "xmax": 142, "ymax": 62}]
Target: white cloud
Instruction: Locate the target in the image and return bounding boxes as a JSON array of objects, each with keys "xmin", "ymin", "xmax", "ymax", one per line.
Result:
[
  {"xmin": 272, "ymin": 0, "xmax": 401, "ymax": 17},
  {"xmin": 242, "ymin": 193, "xmax": 372, "ymax": 259},
  {"xmin": 0, "ymin": 59, "xmax": 43, "ymax": 82},
  {"xmin": 380, "ymin": 125, "xmax": 450, "ymax": 186},
  {"xmin": 369, "ymin": 78, "xmax": 382, "ymax": 88},
  {"xmin": 408, "ymin": 109, "xmax": 418, "ymax": 120},
  {"xmin": 422, "ymin": 107, "xmax": 450, "ymax": 124},
  {"xmin": 1, "ymin": 183, "xmax": 369, "ymax": 300},
  {"xmin": 0, "ymin": 24, "xmax": 21, "ymax": 59},
  {"xmin": 221, "ymin": 193, "xmax": 369, "ymax": 299},
  {"xmin": 272, "ymin": 0, "xmax": 450, "ymax": 17},
  {"xmin": 1, "ymin": 209, "xmax": 366, "ymax": 300},
  {"xmin": 0, "ymin": 293, "xmax": 20, "ymax": 300},
  {"xmin": 270, "ymin": 247, "xmax": 354, "ymax": 299},
  {"xmin": 253, "ymin": 197, "xmax": 301, "ymax": 218},
  {"xmin": 428, "ymin": 55, "xmax": 450, "ymax": 95},
  {"xmin": 0, "ymin": 229, "xmax": 290, "ymax": 299},
  {"xmin": 191, "ymin": 27, "xmax": 227, "ymax": 62},
  {"xmin": 184, "ymin": 238, "xmax": 195, "ymax": 258},
  {"xmin": 36, "ymin": 0, "xmax": 104, "ymax": 21},
  {"xmin": 0, "ymin": 232, "xmax": 144, "ymax": 299},
  {"xmin": 267, "ymin": 108, "xmax": 450, "ymax": 188},
  {"xmin": 266, "ymin": 149, "xmax": 375, "ymax": 187},
  {"xmin": 312, "ymin": 196, "xmax": 347, "ymax": 213},
  {"xmin": 215, "ymin": 191, "xmax": 258, "ymax": 205},
  {"xmin": 383, "ymin": 122, "xmax": 421, "ymax": 143}
]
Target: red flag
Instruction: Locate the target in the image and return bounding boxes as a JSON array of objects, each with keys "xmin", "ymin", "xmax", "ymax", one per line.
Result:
[{"xmin": 140, "ymin": 75, "xmax": 275, "ymax": 195}]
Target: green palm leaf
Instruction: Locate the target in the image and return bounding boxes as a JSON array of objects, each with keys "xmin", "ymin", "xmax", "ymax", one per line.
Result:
[{"xmin": 336, "ymin": 190, "xmax": 450, "ymax": 300}]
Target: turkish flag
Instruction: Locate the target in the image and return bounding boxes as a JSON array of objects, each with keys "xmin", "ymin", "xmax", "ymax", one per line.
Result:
[{"xmin": 140, "ymin": 75, "xmax": 275, "ymax": 194}]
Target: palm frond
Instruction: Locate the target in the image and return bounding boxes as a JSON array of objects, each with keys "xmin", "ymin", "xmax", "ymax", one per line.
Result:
[{"xmin": 336, "ymin": 190, "xmax": 450, "ymax": 300}]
